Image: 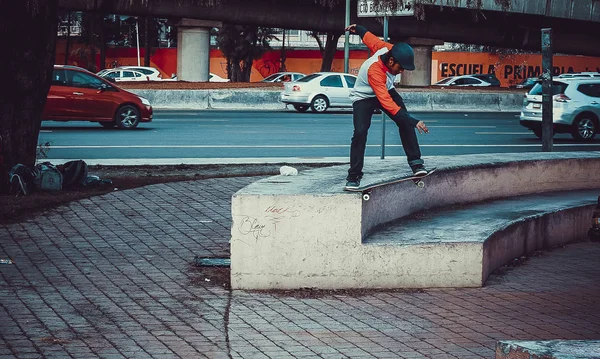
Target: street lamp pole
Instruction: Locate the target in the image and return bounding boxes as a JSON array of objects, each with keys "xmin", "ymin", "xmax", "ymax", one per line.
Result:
[
  {"xmin": 344, "ymin": 0, "xmax": 350, "ymax": 73},
  {"xmin": 380, "ymin": 16, "xmax": 389, "ymax": 159}
]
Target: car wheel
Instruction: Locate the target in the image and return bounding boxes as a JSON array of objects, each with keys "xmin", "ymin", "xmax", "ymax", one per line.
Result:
[
  {"xmin": 571, "ymin": 115, "xmax": 597, "ymax": 141},
  {"xmin": 310, "ymin": 95, "xmax": 329, "ymax": 113},
  {"xmin": 100, "ymin": 122, "xmax": 115, "ymax": 129},
  {"xmin": 293, "ymin": 104, "xmax": 309, "ymax": 112},
  {"xmin": 114, "ymin": 104, "xmax": 141, "ymax": 129}
]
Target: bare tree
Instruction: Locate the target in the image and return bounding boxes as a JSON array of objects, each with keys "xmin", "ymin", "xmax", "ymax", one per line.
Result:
[
  {"xmin": 216, "ymin": 24, "xmax": 277, "ymax": 82},
  {"xmin": 308, "ymin": 31, "xmax": 343, "ymax": 72}
]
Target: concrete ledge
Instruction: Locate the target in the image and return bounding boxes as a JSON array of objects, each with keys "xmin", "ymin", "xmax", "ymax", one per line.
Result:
[
  {"xmin": 130, "ymin": 89, "xmax": 210, "ymax": 110},
  {"xmin": 428, "ymin": 92, "xmax": 501, "ymax": 112},
  {"xmin": 230, "ymin": 152, "xmax": 600, "ymax": 290},
  {"xmin": 495, "ymin": 340, "xmax": 600, "ymax": 359},
  {"xmin": 365, "ymin": 190, "xmax": 597, "ymax": 287},
  {"xmin": 129, "ymin": 88, "xmax": 524, "ymax": 112}
]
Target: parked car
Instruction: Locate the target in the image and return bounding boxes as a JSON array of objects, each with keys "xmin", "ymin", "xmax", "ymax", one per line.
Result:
[
  {"xmin": 511, "ymin": 77, "xmax": 541, "ymax": 90},
  {"xmin": 520, "ymin": 78, "xmax": 600, "ymax": 140},
  {"xmin": 44, "ymin": 65, "xmax": 153, "ymax": 129},
  {"xmin": 434, "ymin": 74, "xmax": 496, "ymax": 87},
  {"xmin": 558, "ymin": 72, "xmax": 600, "ymax": 79},
  {"xmin": 98, "ymin": 68, "xmax": 150, "ymax": 82},
  {"xmin": 209, "ymin": 73, "xmax": 230, "ymax": 82},
  {"xmin": 280, "ymin": 72, "xmax": 357, "ymax": 113},
  {"xmin": 118, "ymin": 66, "xmax": 163, "ymax": 80},
  {"xmin": 470, "ymin": 74, "xmax": 501, "ymax": 86},
  {"xmin": 262, "ymin": 72, "xmax": 305, "ymax": 83}
]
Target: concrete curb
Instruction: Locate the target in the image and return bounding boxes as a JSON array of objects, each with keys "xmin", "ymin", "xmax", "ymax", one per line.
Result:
[{"xmin": 129, "ymin": 88, "xmax": 525, "ymax": 112}]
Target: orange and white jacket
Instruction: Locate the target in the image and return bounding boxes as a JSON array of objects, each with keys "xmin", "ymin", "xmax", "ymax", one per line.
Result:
[{"xmin": 349, "ymin": 32, "xmax": 401, "ymax": 115}]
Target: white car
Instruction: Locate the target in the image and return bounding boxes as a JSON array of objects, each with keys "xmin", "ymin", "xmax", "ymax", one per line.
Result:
[
  {"xmin": 98, "ymin": 69, "xmax": 149, "ymax": 82},
  {"xmin": 434, "ymin": 75, "xmax": 494, "ymax": 87},
  {"xmin": 209, "ymin": 73, "xmax": 230, "ymax": 82},
  {"xmin": 262, "ymin": 72, "xmax": 305, "ymax": 83},
  {"xmin": 119, "ymin": 66, "xmax": 163, "ymax": 81},
  {"xmin": 280, "ymin": 72, "xmax": 357, "ymax": 113},
  {"xmin": 520, "ymin": 78, "xmax": 600, "ymax": 140},
  {"xmin": 558, "ymin": 72, "xmax": 600, "ymax": 79}
]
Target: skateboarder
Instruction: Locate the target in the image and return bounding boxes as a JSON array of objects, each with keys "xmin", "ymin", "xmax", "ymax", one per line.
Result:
[{"xmin": 344, "ymin": 24, "xmax": 430, "ymax": 190}]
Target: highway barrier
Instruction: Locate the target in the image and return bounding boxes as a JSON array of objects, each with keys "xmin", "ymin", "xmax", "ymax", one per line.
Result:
[{"xmin": 129, "ymin": 89, "xmax": 525, "ymax": 112}]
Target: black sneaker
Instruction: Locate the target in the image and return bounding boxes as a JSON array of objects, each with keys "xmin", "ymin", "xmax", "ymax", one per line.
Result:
[
  {"xmin": 344, "ymin": 178, "xmax": 361, "ymax": 190},
  {"xmin": 411, "ymin": 165, "xmax": 428, "ymax": 177}
]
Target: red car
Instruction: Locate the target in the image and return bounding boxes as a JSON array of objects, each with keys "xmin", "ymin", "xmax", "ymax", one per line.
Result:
[{"xmin": 43, "ymin": 65, "xmax": 152, "ymax": 129}]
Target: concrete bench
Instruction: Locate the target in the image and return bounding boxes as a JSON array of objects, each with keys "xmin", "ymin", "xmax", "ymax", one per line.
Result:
[
  {"xmin": 495, "ymin": 340, "xmax": 600, "ymax": 359},
  {"xmin": 364, "ymin": 189, "xmax": 598, "ymax": 286},
  {"xmin": 230, "ymin": 152, "xmax": 600, "ymax": 290}
]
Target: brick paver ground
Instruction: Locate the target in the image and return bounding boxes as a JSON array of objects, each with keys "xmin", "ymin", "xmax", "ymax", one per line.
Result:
[{"xmin": 1, "ymin": 177, "xmax": 599, "ymax": 359}]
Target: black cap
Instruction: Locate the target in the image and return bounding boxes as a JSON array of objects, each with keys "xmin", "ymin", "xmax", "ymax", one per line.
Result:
[{"xmin": 390, "ymin": 42, "xmax": 415, "ymax": 71}]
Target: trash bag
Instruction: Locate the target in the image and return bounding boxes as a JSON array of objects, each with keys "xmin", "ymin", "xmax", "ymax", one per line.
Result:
[{"xmin": 279, "ymin": 165, "xmax": 298, "ymax": 176}]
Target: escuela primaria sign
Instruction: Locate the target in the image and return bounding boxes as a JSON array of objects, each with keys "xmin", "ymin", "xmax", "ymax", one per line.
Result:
[
  {"xmin": 433, "ymin": 52, "xmax": 600, "ymax": 87},
  {"xmin": 357, "ymin": 0, "xmax": 414, "ymax": 17}
]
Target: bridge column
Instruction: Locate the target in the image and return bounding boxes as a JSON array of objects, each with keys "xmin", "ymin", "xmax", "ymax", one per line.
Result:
[
  {"xmin": 399, "ymin": 38, "xmax": 444, "ymax": 87},
  {"xmin": 176, "ymin": 19, "xmax": 222, "ymax": 82}
]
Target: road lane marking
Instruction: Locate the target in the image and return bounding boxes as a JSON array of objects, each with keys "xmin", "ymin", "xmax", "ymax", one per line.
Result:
[
  {"xmin": 475, "ymin": 132, "xmax": 532, "ymax": 135},
  {"xmin": 430, "ymin": 126, "xmax": 497, "ymax": 128},
  {"xmin": 47, "ymin": 143, "xmax": 600, "ymax": 149}
]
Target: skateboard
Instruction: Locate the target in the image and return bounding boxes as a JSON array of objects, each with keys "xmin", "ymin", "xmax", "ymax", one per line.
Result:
[{"xmin": 344, "ymin": 168, "xmax": 437, "ymax": 201}]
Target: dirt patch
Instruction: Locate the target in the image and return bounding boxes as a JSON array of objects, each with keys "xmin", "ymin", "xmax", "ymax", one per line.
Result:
[{"xmin": 0, "ymin": 163, "xmax": 341, "ymax": 226}]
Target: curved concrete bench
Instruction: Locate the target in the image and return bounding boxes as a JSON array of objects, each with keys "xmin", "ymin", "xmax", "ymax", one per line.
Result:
[
  {"xmin": 231, "ymin": 152, "xmax": 600, "ymax": 290},
  {"xmin": 364, "ymin": 189, "xmax": 598, "ymax": 286}
]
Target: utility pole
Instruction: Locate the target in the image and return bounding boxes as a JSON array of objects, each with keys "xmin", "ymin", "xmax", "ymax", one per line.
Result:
[
  {"xmin": 344, "ymin": 0, "xmax": 350, "ymax": 73},
  {"xmin": 541, "ymin": 28, "xmax": 553, "ymax": 152},
  {"xmin": 381, "ymin": 16, "xmax": 389, "ymax": 159}
]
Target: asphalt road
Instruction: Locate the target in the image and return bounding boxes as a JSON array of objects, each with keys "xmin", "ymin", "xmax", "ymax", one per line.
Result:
[{"xmin": 39, "ymin": 109, "xmax": 600, "ymax": 162}]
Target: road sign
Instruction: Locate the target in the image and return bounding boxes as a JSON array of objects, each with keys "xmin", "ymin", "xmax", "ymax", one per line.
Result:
[{"xmin": 357, "ymin": 0, "xmax": 414, "ymax": 17}]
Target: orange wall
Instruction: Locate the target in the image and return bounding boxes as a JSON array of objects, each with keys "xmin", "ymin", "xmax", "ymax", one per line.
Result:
[
  {"xmin": 432, "ymin": 52, "xmax": 600, "ymax": 87},
  {"xmin": 55, "ymin": 40, "xmax": 600, "ymax": 86},
  {"xmin": 55, "ymin": 40, "xmax": 368, "ymax": 81}
]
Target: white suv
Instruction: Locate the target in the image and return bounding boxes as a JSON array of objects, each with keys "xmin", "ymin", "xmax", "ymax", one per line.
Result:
[
  {"xmin": 557, "ymin": 72, "xmax": 600, "ymax": 79},
  {"xmin": 520, "ymin": 78, "xmax": 600, "ymax": 141}
]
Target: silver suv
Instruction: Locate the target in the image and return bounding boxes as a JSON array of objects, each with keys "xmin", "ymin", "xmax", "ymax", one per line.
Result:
[{"xmin": 520, "ymin": 78, "xmax": 600, "ymax": 141}]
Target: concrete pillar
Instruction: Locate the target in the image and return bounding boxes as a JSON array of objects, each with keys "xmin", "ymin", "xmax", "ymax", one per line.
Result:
[
  {"xmin": 399, "ymin": 37, "xmax": 444, "ymax": 87},
  {"xmin": 176, "ymin": 19, "xmax": 222, "ymax": 82}
]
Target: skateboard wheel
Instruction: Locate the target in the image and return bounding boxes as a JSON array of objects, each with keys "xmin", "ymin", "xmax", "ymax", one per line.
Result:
[
  {"xmin": 417, "ymin": 181, "xmax": 425, "ymax": 188},
  {"xmin": 362, "ymin": 194, "xmax": 370, "ymax": 201}
]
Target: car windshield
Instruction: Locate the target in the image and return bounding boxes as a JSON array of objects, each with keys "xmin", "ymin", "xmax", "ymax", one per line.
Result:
[
  {"xmin": 475, "ymin": 75, "xmax": 500, "ymax": 84},
  {"xmin": 129, "ymin": 68, "xmax": 152, "ymax": 75},
  {"xmin": 435, "ymin": 78, "xmax": 453, "ymax": 85},
  {"xmin": 263, "ymin": 73, "xmax": 282, "ymax": 81},
  {"xmin": 529, "ymin": 81, "xmax": 568, "ymax": 96},
  {"xmin": 297, "ymin": 74, "xmax": 321, "ymax": 83}
]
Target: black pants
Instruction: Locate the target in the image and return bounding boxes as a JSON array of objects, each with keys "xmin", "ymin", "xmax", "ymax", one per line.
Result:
[{"xmin": 347, "ymin": 90, "xmax": 423, "ymax": 180}]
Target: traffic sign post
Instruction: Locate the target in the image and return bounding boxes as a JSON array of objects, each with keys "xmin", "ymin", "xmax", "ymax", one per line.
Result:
[{"xmin": 357, "ymin": 0, "xmax": 414, "ymax": 18}]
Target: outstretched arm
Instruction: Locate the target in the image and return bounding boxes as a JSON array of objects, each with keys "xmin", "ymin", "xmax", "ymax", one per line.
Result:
[{"xmin": 345, "ymin": 24, "xmax": 392, "ymax": 53}]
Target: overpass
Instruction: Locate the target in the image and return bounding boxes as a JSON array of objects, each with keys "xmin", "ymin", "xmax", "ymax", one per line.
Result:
[
  {"xmin": 59, "ymin": 0, "xmax": 600, "ymax": 55},
  {"xmin": 58, "ymin": 0, "xmax": 600, "ymax": 82}
]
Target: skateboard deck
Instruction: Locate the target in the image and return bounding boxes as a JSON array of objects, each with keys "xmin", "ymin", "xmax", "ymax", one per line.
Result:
[{"xmin": 344, "ymin": 168, "xmax": 437, "ymax": 201}]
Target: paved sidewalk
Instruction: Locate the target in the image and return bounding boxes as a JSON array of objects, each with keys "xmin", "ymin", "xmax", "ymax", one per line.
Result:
[{"xmin": 1, "ymin": 177, "xmax": 600, "ymax": 359}]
